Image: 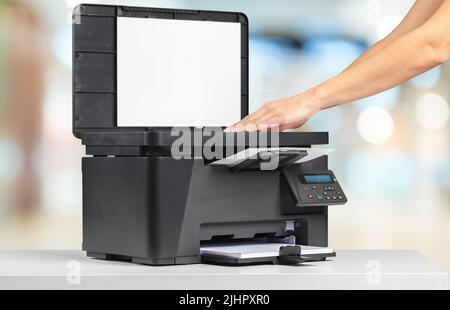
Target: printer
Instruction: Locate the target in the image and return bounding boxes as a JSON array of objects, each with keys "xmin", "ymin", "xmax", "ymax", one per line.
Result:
[{"xmin": 73, "ymin": 4, "xmax": 347, "ymax": 265}]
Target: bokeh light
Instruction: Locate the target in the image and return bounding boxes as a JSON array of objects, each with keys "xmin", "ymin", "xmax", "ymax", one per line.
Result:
[
  {"xmin": 415, "ymin": 93, "xmax": 449, "ymax": 130},
  {"xmin": 357, "ymin": 107, "xmax": 394, "ymax": 144}
]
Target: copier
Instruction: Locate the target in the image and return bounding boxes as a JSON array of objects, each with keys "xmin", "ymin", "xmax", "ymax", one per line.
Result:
[{"xmin": 73, "ymin": 4, "xmax": 347, "ymax": 265}]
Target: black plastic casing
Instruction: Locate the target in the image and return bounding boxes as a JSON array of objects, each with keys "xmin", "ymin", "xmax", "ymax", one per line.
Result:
[
  {"xmin": 82, "ymin": 155, "xmax": 331, "ymax": 265},
  {"xmin": 73, "ymin": 4, "xmax": 337, "ymax": 265}
]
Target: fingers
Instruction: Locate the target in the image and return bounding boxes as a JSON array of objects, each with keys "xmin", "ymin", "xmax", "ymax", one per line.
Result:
[
  {"xmin": 225, "ymin": 109, "xmax": 270, "ymax": 132},
  {"xmin": 225, "ymin": 117, "xmax": 285, "ymax": 132},
  {"xmin": 224, "ymin": 99, "xmax": 304, "ymax": 133},
  {"xmin": 260, "ymin": 115, "xmax": 285, "ymax": 131},
  {"xmin": 225, "ymin": 102, "xmax": 282, "ymax": 132},
  {"xmin": 224, "ymin": 94, "xmax": 315, "ymax": 133},
  {"xmin": 225, "ymin": 117, "xmax": 277, "ymax": 132},
  {"xmin": 241, "ymin": 112, "xmax": 276, "ymax": 131}
]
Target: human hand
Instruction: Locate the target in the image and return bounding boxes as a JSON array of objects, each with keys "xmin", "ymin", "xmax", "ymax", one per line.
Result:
[{"xmin": 224, "ymin": 91, "xmax": 321, "ymax": 132}]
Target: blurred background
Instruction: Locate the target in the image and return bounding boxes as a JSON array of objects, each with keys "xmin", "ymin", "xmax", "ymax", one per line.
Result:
[{"xmin": 0, "ymin": 0, "xmax": 449, "ymax": 275}]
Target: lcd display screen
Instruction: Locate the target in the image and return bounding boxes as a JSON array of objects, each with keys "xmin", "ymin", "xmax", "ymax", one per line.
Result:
[{"xmin": 302, "ymin": 174, "xmax": 333, "ymax": 184}]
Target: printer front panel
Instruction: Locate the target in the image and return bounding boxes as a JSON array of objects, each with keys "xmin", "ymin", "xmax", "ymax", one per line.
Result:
[
  {"xmin": 81, "ymin": 155, "xmax": 332, "ymax": 263},
  {"xmin": 176, "ymin": 156, "xmax": 331, "ymax": 254}
]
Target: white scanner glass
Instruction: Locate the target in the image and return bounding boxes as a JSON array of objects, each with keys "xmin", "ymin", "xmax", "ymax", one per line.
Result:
[{"xmin": 117, "ymin": 17, "xmax": 242, "ymax": 127}]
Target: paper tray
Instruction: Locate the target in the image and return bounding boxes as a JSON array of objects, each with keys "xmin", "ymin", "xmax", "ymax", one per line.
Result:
[
  {"xmin": 200, "ymin": 242, "xmax": 336, "ymax": 265},
  {"xmin": 209, "ymin": 147, "xmax": 334, "ymax": 168}
]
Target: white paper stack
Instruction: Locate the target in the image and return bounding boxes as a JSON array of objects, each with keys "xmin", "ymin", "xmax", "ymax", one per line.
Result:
[{"xmin": 200, "ymin": 242, "xmax": 334, "ymax": 259}]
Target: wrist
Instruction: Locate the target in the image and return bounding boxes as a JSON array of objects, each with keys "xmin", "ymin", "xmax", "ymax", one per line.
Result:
[
  {"xmin": 294, "ymin": 86, "xmax": 325, "ymax": 119},
  {"xmin": 307, "ymin": 84, "xmax": 329, "ymax": 111}
]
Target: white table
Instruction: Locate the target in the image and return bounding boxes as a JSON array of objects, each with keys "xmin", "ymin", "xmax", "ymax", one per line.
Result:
[{"xmin": 0, "ymin": 250, "xmax": 447, "ymax": 290}]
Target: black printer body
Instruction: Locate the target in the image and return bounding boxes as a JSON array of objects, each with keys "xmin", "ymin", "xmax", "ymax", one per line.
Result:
[{"xmin": 73, "ymin": 4, "xmax": 347, "ymax": 265}]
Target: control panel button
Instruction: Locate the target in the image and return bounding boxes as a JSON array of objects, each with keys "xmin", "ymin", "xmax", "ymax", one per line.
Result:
[{"xmin": 290, "ymin": 170, "xmax": 346, "ymax": 207}]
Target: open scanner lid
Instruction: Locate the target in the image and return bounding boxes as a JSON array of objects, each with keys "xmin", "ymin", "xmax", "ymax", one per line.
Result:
[
  {"xmin": 72, "ymin": 4, "xmax": 249, "ymax": 138},
  {"xmin": 73, "ymin": 4, "xmax": 329, "ymax": 154}
]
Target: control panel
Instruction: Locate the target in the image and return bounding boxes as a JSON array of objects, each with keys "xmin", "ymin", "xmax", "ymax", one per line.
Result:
[{"xmin": 283, "ymin": 170, "xmax": 347, "ymax": 207}]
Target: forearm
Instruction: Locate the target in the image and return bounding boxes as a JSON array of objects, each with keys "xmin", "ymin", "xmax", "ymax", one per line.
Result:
[
  {"xmin": 309, "ymin": 23, "xmax": 449, "ymax": 110},
  {"xmin": 345, "ymin": 39, "xmax": 391, "ymax": 70},
  {"xmin": 344, "ymin": 0, "xmax": 444, "ymax": 71},
  {"xmin": 225, "ymin": 1, "xmax": 449, "ymax": 133}
]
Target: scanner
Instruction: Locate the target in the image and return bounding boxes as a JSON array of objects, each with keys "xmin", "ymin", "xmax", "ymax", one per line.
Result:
[{"xmin": 73, "ymin": 4, "xmax": 348, "ymax": 265}]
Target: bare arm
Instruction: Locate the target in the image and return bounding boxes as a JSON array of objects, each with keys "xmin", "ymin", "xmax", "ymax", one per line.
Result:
[
  {"xmin": 346, "ymin": 0, "xmax": 444, "ymax": 70},
  {"xmin": 226, "ymin": 0, "xmax": 450, "ymax": 132},
  {"xmin": 313, "ymin": 0, "xmax": 450, "ymax": 110}
]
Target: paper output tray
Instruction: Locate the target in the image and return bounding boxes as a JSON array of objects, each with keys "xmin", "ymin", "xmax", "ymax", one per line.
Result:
[
  {"xmin": 200, "ymin": 242, "xmax": 336, "ymax": 265},
  {"xmin": 209, "ymin": 147, "xmax": 334, "ymax": 170}
]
